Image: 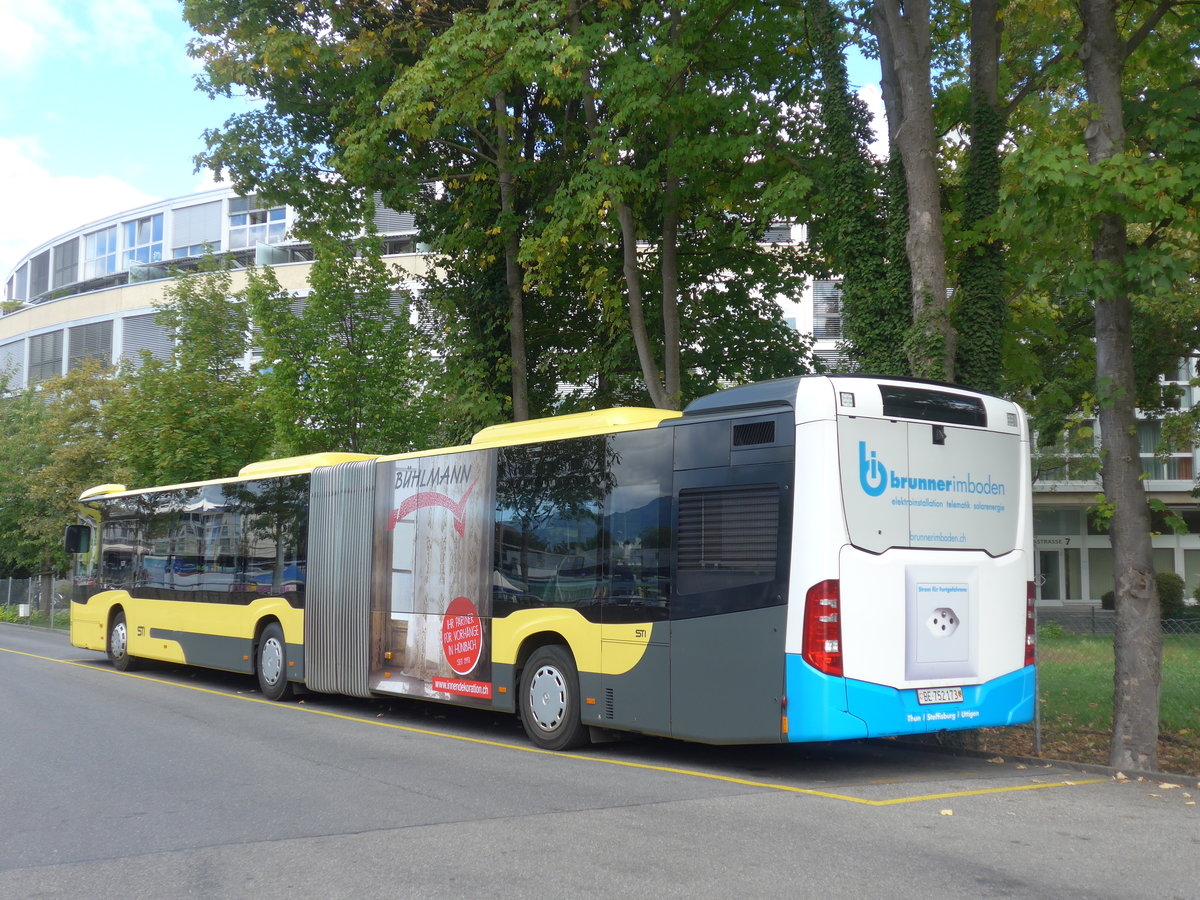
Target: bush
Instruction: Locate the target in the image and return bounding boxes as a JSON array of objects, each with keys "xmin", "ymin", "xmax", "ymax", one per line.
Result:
[
  {"xmin": 1038, "ymin": 621, "xmax": 1066, "ymax": 639},
  {"xmin": 1158, "ymin": 571, "xmax": 1186, "ymax": 618}
]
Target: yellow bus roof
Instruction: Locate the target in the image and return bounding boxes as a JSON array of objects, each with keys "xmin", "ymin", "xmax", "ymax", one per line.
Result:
[
  {"xmin": 470, "ymin": 407, "xmax": 679, "ymax": 447},
  {"xmin": 237, "ymin": 452, "xmax": 377, "ymax": 478}
]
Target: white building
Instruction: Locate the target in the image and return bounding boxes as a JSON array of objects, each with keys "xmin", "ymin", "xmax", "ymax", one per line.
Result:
[{"xmin": 1, "ymin": 187, "xmax": 423, "ymax": 383}]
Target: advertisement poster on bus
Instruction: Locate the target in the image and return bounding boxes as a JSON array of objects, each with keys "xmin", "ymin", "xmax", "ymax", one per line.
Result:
[
  {"xmin": 371, "ymin": 449, "xmax": 496, "ymax": 703},
  {"xmin": 839, "ymin": 417, "xmax": 1021, "ymax": 556}
]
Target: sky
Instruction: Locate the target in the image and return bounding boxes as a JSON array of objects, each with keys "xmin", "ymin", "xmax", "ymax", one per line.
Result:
[{"xmin": 0, "ymin": 0, "xmax": 884, "ymax": 282}]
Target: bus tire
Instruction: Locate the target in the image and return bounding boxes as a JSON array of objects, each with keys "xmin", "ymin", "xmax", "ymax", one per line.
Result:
[
  {"xmin": 256, "ymin": 622, "xmax": 293, "ymax": 701},
  {"xmin": 519, "ymin": 645, "xmax": 589, "ymax": 751},
  {"xmin": 107, "ymin": 610, "xmax": 138, "ymax": 672}
]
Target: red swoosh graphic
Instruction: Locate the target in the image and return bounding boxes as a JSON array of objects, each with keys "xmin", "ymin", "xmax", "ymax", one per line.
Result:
[{"xmin": 388, "ymin": 479, "xmax": 477, "ymax": 535}]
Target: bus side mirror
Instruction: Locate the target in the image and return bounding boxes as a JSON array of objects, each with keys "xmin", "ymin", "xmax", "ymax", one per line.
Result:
[{"xmin": 64, "ymin": 524, "xmax": 92, "ymax": 554}]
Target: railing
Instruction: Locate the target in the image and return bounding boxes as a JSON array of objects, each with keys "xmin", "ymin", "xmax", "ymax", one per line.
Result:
[{"xmin": 0, "ymin": 576, "xmax": 69, "ymax": 630}]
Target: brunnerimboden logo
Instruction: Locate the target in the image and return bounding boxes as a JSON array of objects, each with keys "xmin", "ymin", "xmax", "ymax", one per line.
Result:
[
  {"xmin": 858, "ymin": 441, "xmax": 888, "ymax": 497},
  {"xmin": 857, "ymin": 441, "xmax": 1007, "ymax": 499}
]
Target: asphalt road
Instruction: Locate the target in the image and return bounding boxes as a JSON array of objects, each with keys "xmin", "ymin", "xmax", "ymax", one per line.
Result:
[{"xmin": 1, "ymin": 625, "xmax": 1196, "ymax": 899}]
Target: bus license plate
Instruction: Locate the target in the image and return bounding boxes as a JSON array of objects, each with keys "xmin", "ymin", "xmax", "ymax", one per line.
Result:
[{"xmin": 917, "ymin": 687, "xmax": 963, "ymax": 705}]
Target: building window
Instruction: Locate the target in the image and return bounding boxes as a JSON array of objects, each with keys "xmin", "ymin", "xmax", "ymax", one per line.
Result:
[
  {"xmin": 0, "ymin": 340, "xmax": 24, "ymax": 385},
  {"xmin": 84, "ymin": 226, "xmax": 119, "ymax": 278},
  {"xmin": 29, "ymin": 251, "xmax": 50, "ymax": 298},
  {"xmin": 14, "ymin": 263, "xmax": 29, "ymax": 300},
  {"xmin": 120, "ymin": 313, "xmax": 173, "ymax": 367},
  {"xmin": 29, "ymin": 331, "xmax": 64, "ymax": 384},
  {"xmin": 229, "ymin": 197, "xmax": 286, "ymax": 249},
  {"xmin": 122, "ymin": 214, "xmax": 164, "ymax": 267},
  {"xmin": 812, "ymin": 279, "xmax": 843, "ymax": 341},
  {"xmin": 68, "ymin": 321, "xmax": 114, "ymax": 370},
  {"xmin": 1137, "ymin": 420, "xmax": 1193, "ymax": 481},
  {"xmin": 1036, "ymin": 420, "xmax": 1101, "ymax": 482},
  {"xmin": 53, "ymin": 238, "xmax": 79, "ymax": 289},
  {"xmin": 172, "ymin": 201, "xmax": 223, "ymax": 258}
]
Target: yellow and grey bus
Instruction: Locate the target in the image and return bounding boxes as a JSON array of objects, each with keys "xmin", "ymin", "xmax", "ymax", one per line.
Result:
[{"xmin": 67, "ymin": 376, "xmax": 1036, "ymax": 750}]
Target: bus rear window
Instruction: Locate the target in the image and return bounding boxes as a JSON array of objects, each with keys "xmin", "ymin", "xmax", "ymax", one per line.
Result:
[{"xmin": 879, "ymin": 385, "xmax": 987, "ymax": 427}]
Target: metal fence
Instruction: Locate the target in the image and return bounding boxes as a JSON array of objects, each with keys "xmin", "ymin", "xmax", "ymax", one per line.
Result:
[
  {"xmin": 0, "ymin": 576, "xmax": 70, "ymax": 630},
  {"xmin": 1038, "ymin": 606, "xmax": 1200, "ymax": 637},
  {"xmin": 973, "ymin": 605, "xmax": 1200, "ymax": 776}
]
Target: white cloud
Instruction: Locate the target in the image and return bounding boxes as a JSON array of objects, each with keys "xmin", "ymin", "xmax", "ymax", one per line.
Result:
[
  {"xmin": 0, "ymin": 0, "xmax": 183, "ymax": 80},
  {"xmin": 0, "ymin": 137, "xmax": 159, "ymax": 279},
  {"xmin": 0, "ymin": 3, "xmax": 83, "ymax": 77},
  {"xmin": 858, "ymin": 83, "xmax": 889, "ymax": 159}
]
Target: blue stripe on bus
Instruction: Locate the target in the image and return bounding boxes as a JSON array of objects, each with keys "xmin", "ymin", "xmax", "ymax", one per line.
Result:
[{"xmin": 785, "ymin": 655, "xmax": 1036, "ymax": 742}]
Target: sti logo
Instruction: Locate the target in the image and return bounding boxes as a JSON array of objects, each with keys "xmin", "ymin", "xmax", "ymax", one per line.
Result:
[{"xmin": 858, "ymin": 441, "xmax": 888, "ymax": 497}]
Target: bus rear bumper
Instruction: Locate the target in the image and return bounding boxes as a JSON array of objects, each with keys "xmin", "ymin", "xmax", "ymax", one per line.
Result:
[{"xmin": 785, "ymin": 656, "xmax": 1035, "ymax": 742}]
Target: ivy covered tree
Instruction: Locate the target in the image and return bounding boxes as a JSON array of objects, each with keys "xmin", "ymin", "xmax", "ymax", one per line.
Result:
[{"xmin": 808, "ymin": 0, "xmax": 909, "ymax": 376}]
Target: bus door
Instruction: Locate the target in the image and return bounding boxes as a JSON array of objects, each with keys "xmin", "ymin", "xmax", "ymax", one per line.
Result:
[{"xmin": 597, "ymin": 429, "xmax": 672, "ymax": 736}]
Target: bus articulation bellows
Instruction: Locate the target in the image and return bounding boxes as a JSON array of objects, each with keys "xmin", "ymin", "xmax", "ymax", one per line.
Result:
[{"xmin": 66, "ymin": 376, "xmax": 1036, "ymax": 750}]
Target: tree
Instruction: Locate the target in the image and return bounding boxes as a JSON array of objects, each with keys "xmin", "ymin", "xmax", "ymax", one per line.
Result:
[
  {"xmin": 809, "ymin": 0, "xmax": 909, "ymax": 376},
  {"xmin": 996, "ymin": 0, "xmax": 1200, "ymax": 769},
  {"xmin": 21, "ymin": 363, "xmax": 126, "ymax": 573},
  {"xmin": 1076, "ymin": 0, "xmax": 1163, "ymax": 772},
  {"xmin": 0, "ymin": 373, "xmax": 50, "ymax": 575},
  {"xmin": 185, "ymin": 0, "xmax": 821, "ymax": 419},
  {"xmin": 109, "ymin": 256, "xmax": 268, "ymax": 486},
  {"xmin": 869, "ymin": 0, "xmax": 955, "ymax": 378},
  {"xmin": 245, "ymin": 234, "xmax": 439, "ymax": 455}
]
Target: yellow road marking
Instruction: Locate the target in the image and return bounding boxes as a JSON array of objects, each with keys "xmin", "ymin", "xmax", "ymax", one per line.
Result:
[{"xmin": 3, "ymin": 647, "xmax": 1108, "ymax": 805}]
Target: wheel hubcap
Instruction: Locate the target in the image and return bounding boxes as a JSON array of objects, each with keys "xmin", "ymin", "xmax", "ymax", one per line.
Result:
[
  {"xmin": 260, "ymin": 637, "xmax": 283, "ymax": 686},
  {"xmin": 111, "ymin": 622, "xmax": 127, "ymax": 658},
  {"xmin": 528, "ymin": 664, "xmax": 567, "ymax": 732}
]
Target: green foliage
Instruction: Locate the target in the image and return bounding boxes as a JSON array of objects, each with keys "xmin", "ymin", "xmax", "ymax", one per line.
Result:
[
  {"xmin": 809, "ymin": 0, "xmax": 908, "ymax": 377},
  {"xmin": 108, "ymin": 256, "xmax": 268, "ymax": 486},
  {"xmin": 1038, "ymin": 620, "xmax": 1067, "ymax": 639},
  {"xmin": 0, "ymin": 373, "xmax": 52, "ymax": 574},
  {"xmin": 953, "ymin": 98, "xmax": 1006, "ymax": 394},
  {"xmin": 247, "ymin": 234, "xmax": 440, "ymax": 454},
  {"xmin": 185, "ymin": 0, "xmax": 823, "ymax": 417}
]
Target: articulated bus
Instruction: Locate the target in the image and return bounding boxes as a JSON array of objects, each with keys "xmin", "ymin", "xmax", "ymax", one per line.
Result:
[{"xmin": 66, "ymin": 376, "xmax": 1035, "ymax": 750}]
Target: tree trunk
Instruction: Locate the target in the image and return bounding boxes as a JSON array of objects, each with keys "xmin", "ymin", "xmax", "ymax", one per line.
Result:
[
  {"xmin": 494, "ymin": 89, "xmax": 530, "ymax": 421},
  {"xmin": 871, "ymin": 0, "xmax": 955, "ymax": 380},
  {"xmin": 1078, "ymin": 0, "xmax": 1162, "ymax": 771}
]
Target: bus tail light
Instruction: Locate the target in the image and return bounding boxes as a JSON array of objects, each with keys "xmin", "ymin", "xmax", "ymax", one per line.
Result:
[
  {"xmin": 803, "ymin": 579, "xmax": 842, "ymax": 677},
  {"xmin": 1025, "ymin": 582, "xmax": 1036, "ymax": 667}
]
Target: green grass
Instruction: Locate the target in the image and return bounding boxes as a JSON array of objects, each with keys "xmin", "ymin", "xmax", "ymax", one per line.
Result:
[{"xmin": 1034, "ymin": 633, "xmax": 1200, "ymax": 772}]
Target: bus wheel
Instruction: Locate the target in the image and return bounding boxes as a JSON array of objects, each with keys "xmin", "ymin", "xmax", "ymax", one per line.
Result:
[
  {"xmin": 107, "ymin": 611, "xmax": 138, "ymax": 672},
  {"xmin": 256, "ymin": 622, "xmax": 293, "ymax": 701},
  {"xmin": 519, "ymin": 645, "xmax": 588, "ymax": 751}
]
